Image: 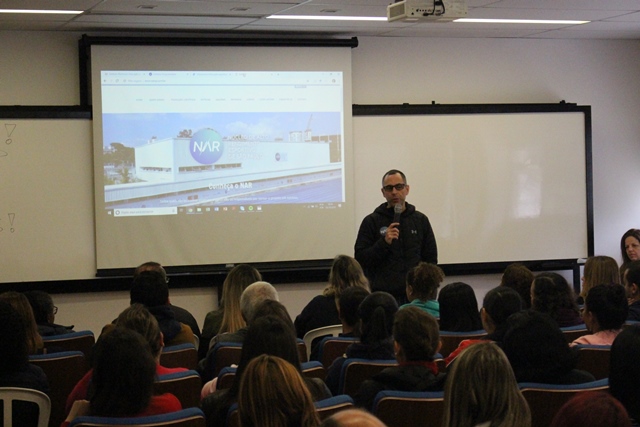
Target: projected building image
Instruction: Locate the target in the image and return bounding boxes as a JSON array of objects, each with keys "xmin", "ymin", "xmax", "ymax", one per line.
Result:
[{"xmin": 103, "ymin": 112, "xmax": 344, "ymax": 210}]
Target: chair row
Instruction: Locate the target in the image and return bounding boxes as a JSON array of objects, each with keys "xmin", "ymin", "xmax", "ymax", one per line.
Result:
[
  {"xmin": 371, "ymin": 378, "xmax": 610, "ymax": 427},
  {"xmin": 28, "ymin": 349, "xmax": 202, "ymax": 427},
  {"xmin": 207, "ymin": 339, "xmax": 308, "ymax": 378}
]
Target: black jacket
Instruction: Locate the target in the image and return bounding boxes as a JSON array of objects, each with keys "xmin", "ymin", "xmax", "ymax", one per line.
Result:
[{"xmin": 355, "ymin": 202, "xmax": 437, "ymax": 297}]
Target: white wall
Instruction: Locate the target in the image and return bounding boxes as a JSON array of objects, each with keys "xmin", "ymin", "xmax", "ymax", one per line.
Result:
[{"xmin": 2, "ymin": 32, "xmax": 639, "ymax": 336}]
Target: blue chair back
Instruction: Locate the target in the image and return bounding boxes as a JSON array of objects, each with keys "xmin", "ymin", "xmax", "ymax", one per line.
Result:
[
  {"xmin": 373, "ymin": 390, "xmax": 444, "ymax": 427},
  {"xmin": 519, "ymin": 378, "xmax": 609, "ymax": 427},
  {"xmin": 160, "ymin": 343, "xmax": 198, "ymax": 370},
  {"xmin": 30, "ymin": 350, "xmax": 89, "ymax": 427},
  {"xmin": 154, "ymin": 370, "xmax": 201, "ymax": 409},
  {"xmin": 315, "ymin": 395, "xmax": 354, "ymax": 420},
  {"xmin": 338, "ymin": 358, "xmax": 397, "ymax": 397},
  {"xmin": 42, "ymin": 330, "xmax": 95, "ymax": 359},
  {"xmin": 69, "ymin": 407, "xmax": 205, "ymax": 427}
]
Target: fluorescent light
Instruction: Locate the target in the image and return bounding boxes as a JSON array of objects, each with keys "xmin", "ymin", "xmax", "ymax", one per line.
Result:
[
  {"xmin": 454, "ymin": 18, "xmax": 590, "ymax": 25},
  {"xmin": 0, "ymin": 9, "xmax": 82, "ymax": 14},
  {"xmin": 267, "ymin": 15, "xmax": 387, "ymax": 22}
]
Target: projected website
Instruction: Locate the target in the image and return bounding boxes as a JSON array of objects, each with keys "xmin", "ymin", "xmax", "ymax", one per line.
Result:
[{"xmin": 100, "ymin": 71, "xmax": 345, "ymax": 217}]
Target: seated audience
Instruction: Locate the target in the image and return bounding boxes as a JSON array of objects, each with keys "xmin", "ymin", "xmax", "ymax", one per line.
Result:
[
  {"xmin": 445, "ymin": 285, "xmax": 523, "ymax": 367},
  {"xmin": 198, "ymin": 281, "xmax": 279, "ymax": 381},
  {"xmin": 319, "ymin": 409, "xmax": 388, "ymax": 427},
  {"xmin": 437, "ymin": 282, "xmax": 483, "ymax": 332},
  {"xmin": 24, "ymin": 290, "xmax": 74, "ymax": 336},
  {"xmin": 63, "ymin": 327, "xmax": 181, "ymax": 426},
  {"xmin": 310, "ymin": 286, "xmax": 370, "ymax": 361},
  {"xmin": 549, "ymin": 391, "xmax": 631, "ymax": 427},
  {"xmin": 0, "ymin": 300, "xmax": 49, "ymax": 427},
  {"xmin": 579, "ymin": 255, "xmax": 620, "ymax": 305},
  {"xmin": 624, "ymin": 260, "xmax": 640, "ymax": 321},
  {"xmin": 0, "ymin": 291, "xmax": 44, "ymax": 354},
  {"xmin": 238, "ymin": 355, "xmax": 321, "ymax": 427},
  {"xmin": 400, "ymin": 262, "xmax": 444, "ymax": 317},
  {"xmin": 500, "ymin": 263, "xmax": 534, "ymax": 308},
  {"xmin": 66, "ymin": 304, "xmax": 187, "ymax": 414},
  {"xmin": 501, "ymin": 310, "xmax": 594, "ymax": 384},
  {"xmin": 201, "ymin": 264, "xmax": 261, "ymax": 359},
  {"xmin": 134, "ymin": 261, "xmax": 201, "ymax": 339},
  {"xmin": 572, "ymin": 283, "xmax": 627, "ymax": 346},
  {"xmin": 355, "ymin": 306, "xmax": 446, "ymax": 409},
  {"xmin": 201, "ymin": 314, "xmax": 330, "ymax": 427},
  {"xmin": 610, "ymin": 323, "xmax": 640, "ymax": 426},
  {"xmin": 620, "ymin": 228, "xmax": 640, "ymax": 275},
  {"xmin": 442, "ymin": 342, "xmax": 531, "ymax": 427},
  {"xmin": 295, "ymin": 254, "xmax": 369, "ymax": 339},
  {"xmin": 531, "ymin": 272, "xmax": 583, "ymax": 327},
  {"xmin": 325, "ymin": 292, "xmax": 398, "ymax": 395}
]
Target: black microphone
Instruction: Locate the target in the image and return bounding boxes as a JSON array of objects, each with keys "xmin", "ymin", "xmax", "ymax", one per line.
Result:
[{"xmin": 393, "ymin": 203, "xmax": 402, "ymax": 223}]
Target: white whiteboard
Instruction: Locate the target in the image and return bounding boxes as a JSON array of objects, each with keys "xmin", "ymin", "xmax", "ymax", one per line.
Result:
[
  {"xmin": 0, "ymin": 118, "xmax": 96, "ymax": 282},
  {"xmin": 353, "ymin": 110, "xmax": 590, "ymax": 266}
]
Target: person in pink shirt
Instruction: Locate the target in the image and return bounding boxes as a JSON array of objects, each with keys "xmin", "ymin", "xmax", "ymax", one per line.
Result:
[
  {"xmin": 65, "ymin": 304, "xmax": 186, "ymax": 414},
  {"xmin": 572, "ymin": 283, "xmax": 628, "ymax": 346}
]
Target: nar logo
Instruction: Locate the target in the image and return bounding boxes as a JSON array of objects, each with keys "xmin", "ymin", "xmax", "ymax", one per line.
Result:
[{"xmin": 190, "ymin": 128, "xmax": 224, "ymax": 164}]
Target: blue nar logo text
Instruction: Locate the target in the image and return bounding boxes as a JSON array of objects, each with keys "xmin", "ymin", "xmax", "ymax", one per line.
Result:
[{"xmin": 190, "ymin": 128, "xmax": 224, "ymax": 165}]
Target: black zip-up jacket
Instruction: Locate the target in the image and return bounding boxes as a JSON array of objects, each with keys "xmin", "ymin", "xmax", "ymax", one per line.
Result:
[{"xmin": 354, "ymin": 202, "xmax": 437, "ymax": 297}]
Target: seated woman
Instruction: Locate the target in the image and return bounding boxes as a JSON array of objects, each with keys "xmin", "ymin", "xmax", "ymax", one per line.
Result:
[
  {"xmin": 355, "ymin": 306, "xmax": 446, "ymax": 409},
  {"xmin": 401, "ymin": 262, "xmax": 444, "ymax": 317},
  {"xmin": 238, "ymin": 355, "xmax": 320, "ymax": 427},
  {"xmin": 201, "ymin": 314, "xmax": 330, "ymax": 427},
  {"xmin": 0, "ymin": 291, "xmax": 44, "ymax": 355},
  {"xmin": 442, "ymin": 342, "xmax": 531, "ymax": 427},
  {"xmin": 501, "ymin": 263, "xmax": 534, "ymax": 309},
  {"xmin": 610, "ymin": 324, "xmax": 640, "ymax": 426},
  {"xmin": 445, "ymin": 285, "xmax": 523, "ymax": 367},
  {"xmin": 295, "ymin": 254, "xmax": 369, "ymax": 339},
  {"xmin": 437, "ymin": 282, "xmax": 483, "ymax": 332},
  {"xmin": 324, "ymin": 292, "xmax": 398, "ymax": 395},
  {"xmin": 63, "ymin": 327, "xmax": 181, "ymax": 426},
  {"xmin": 66, "ymin": 304, "xmax": 187, "ymax": 414},
  {"xmin": 578, "ymin": 256, "xmax": 620, "ymax": 305},
  {"xmin": 200, "ymin": 264, "xmax": 261, "ymax": 359},
  {"xmin": 620, "ymin": 228, "xmax": 640, "ymax": 275},
  {"xmin": 0, "ymin": 300, "xmax": 49, "ymax": 427},
  {"xmin": 572, "ymin": 283, "xmax": 628, "ymax": 346},
  {"xmin": 501, "ymin": 310, "xmax": 594, "ymax": 384},
  {"xmin": 531, "ymin": 273, "xmax": 583, "ymax": 327}
]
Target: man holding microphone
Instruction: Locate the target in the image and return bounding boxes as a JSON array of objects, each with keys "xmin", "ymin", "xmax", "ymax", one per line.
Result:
[{"xmin": 354, "ymin": 169, "xmax": 438, "ymax": 305}]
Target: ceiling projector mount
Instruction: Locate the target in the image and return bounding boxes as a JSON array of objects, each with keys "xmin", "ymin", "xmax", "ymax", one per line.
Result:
[{"xmin": 387, "ymin": 0, "xmax": 468, "ymax": 22}]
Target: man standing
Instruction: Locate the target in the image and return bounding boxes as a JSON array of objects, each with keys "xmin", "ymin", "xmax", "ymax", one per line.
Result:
[{"xmin": 354, "ymin": 169, "xmax": 437, "ymax": 305}]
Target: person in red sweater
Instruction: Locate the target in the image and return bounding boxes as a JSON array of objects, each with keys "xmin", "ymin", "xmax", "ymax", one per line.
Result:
[
  {"xmin": 63, "ymin": 327, "xmax": 181, "ymax": 426},
  {"xmin": 65, "ymin": 304, "xmax": 186, "ymax": 415}
]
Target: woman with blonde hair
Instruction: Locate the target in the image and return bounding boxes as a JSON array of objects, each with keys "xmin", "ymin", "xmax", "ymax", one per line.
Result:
[
  {"xmin": 295, "ymin": 254, "xmax": 369, "ymax": 339},
  {"xmin": 200, "ymin": 264, "xmax": 261, "ymax": 358},
  {"xmin": 238, "ymin": 354, "xmax": 320, "ymax": 427},
  {"xmin": 579, "ymin": 256, "xmax": 620, "ymax": 304},
  {"xmin": 0, "ymin": 291, "xmax": 44, "ymax": 355},
  {"xmin": 442, "ymin": 342, "xmax": 531, "ymax": 427}
]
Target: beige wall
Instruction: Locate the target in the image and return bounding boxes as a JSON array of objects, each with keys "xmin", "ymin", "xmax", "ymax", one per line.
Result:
[{"xmin": 2, "ymin": 32, "xmax": 639, "ymax": 335}]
